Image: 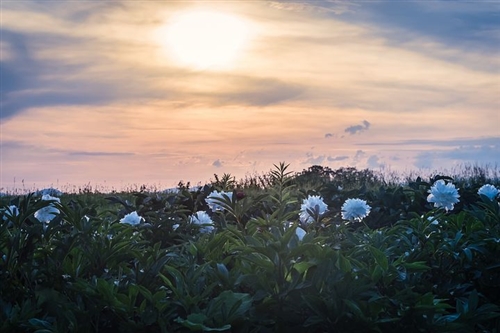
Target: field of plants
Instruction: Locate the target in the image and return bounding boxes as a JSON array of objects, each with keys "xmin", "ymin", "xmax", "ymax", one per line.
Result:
[{"xmin": 1, "ymin": 163, "xmax": 500, "ymax": 332}]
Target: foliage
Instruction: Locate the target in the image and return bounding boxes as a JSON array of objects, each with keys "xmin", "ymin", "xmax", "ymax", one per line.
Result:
[{"xmin": 1, "ymin": 164, "xmax": 500, "ymax": 332}]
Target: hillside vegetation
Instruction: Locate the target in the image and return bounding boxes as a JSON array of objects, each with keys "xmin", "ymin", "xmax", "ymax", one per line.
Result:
[{"xmin": 1, "ymin": 163, "xmax": 499, "ymax": 332}]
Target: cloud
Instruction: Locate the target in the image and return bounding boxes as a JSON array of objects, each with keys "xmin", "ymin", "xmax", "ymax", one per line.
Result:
[
  {"xmin": 0, "ymin": 28, "xmax": 169, "ymax": 121},
  {"xmin": 217, "ymin": 77, "xmax": 305, "ymax": 106},
  {"xmin": 344, "ymin": 120, "xmax": 371, "ymax": 135},
  {"xmin": 0, "ymin": 140, "xmax": 135, "ymax": 158},
  {"xmin": 302, "ymin": 152, "xmax": 326, "ymax": 165},
  {"xmin": 412, "ymin": 142, "xmax": 500, "ymax": 170},
  {"xmin": 67, "ymin": 151, "xmax": 135, "ymax": 157},
  {"xmin": 359, "ymin": 136, "xmax": 500, "ymax": 147},
  {"xmin": 327, "ymin": 155, "xmax": 348, "ymax": 162},
  {"xmin": 268, "ymin": 1, "xmax": 355, "ymax": 15},
  {"xmin": 334, "ymin": 1, "xmax": 500, "ymax": 55},
  {"xmin": 0, "ymin": 21, "xmax": 306, "ymax": 121},
  {"xmin": 442, "ymin": 144, "xmax": 500, "ymax": 163},
  {"xmin": 325, "ymin": 133, "xmax": 334, "ymax": 138},
  {"xmin": 367, "ymin": 155, "xmax": 384, "ymax": 169},
  {"xmin": 414, "ymin": 152, "xmax": 435, "ymax": 170},
  {"xmin": 212, "ymin": 159, "xmax": 223, "ymax": 168},
  {"xmin": 345, "ymin": 125, "xmax": 364, "ymax": 135},
  {"xmin": 2, "ymin": 1, "xmax": 498, "ymax": 124},
  {"xmin": 353, "ymin": 150, "xmax": 366, "ymax": 163}
]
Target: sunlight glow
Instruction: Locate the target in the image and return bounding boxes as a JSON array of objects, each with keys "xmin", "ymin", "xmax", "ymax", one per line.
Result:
[{"xmin": 162, "ymin": 10, "xmax": 252, "ymax": 70}]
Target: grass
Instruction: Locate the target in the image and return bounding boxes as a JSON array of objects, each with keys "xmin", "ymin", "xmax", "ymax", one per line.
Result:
[{"xmin": 2, "ymin": 163, "xmax": 499, "ymax": 198}]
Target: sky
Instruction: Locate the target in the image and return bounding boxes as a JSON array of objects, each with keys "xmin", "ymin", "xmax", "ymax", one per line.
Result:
[{"xmin": 1, "ymin": 0, "xmax": 499, "ymax": 192}]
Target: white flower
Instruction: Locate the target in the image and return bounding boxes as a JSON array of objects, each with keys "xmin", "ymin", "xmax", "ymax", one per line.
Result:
[
  {"xmin": 341, "ymin": 198, "xmax": 371, "ymax": 221},
  {"xmin": 299, "ymin": 195, "xmax": 328, "ymax": 224},
  {"xmin": 295, "ymin": 226, "xmax": 306, "ymax": 241},
  {"xmin": 205, "ymin": 190, "xmax": 233, "ymax": 212},
  {"xmin": 2, "ymin": 205, "xmax": 19, "ymax": 221},
  {"xmin": 427, "ymin": 180, "xmax": 460, "ymax": 212},
  {"xmin": 478, "ymin": 184, "xmax": 499, "ymax": 200},
  {"xmin": 36, "ymin": 188, "xmax": 63, "ymax": 196},
  {"xmin": 190, "ymin": 211, "xmax": 215, "ymax": 233},
  {"xmin": 172, "ymin": 223, "xmax": 180, "ymax": 231},
  {"xmin": 34, "ymin": 194, "xmax": 61, "ymax": 223},
  {"xmin": 120, "ymin": 211, "xmax": 143, "ymax": 226}
]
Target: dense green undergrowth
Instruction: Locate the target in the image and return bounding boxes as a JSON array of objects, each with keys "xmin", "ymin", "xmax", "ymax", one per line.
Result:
[{"xmin": 1, "ymin": 164, "xmax": 500, "ymax": 332}]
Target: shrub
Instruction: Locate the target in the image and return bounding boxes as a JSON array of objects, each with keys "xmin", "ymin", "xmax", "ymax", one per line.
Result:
[{"xmin": 1, "ymin": 164, "xmax": 499, "ymax": 332}]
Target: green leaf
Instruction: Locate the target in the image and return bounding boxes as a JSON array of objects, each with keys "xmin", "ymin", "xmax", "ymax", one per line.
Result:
[
  {"xmin": 162, "ymin": 266, "xmax": 186, "ymax": 297},
  {"xmin": 204, "ymin": 291, "xmax": 252, "ymax": 328},
  {"xmin": 371, "ymin": 265, "xmax": 384, "ymax": 282},
  {"xmin": 301, "ymin": 295, "xmax": 328, "ymax": 319},
  {"xmin": 115, "ymin": 293, "xmax": 130, "ymax": 309},
  {"xmin": 139, "ymin": 300, "xmax": 147, "ymax": 314},
  {"xmin": 96, "ymin": 278, "xmax": 114, "ymax": 301},
  {"xmin": 343, "ymin": 299, "xmax": 363, "ymax": 317},
  {"xmin": 176, "ymin": 313, "xmax": 232, "ymax": 332},
  {"xmin": 463, "ymin": 247, "xmax": 473, "ymax": 262},
  {"xmin": 337, "ymin": 254, "xmax": 352, "ymax": 273},
  {"xmin": 136, "ymin": 285, "xmax": 153, "ymax": 302},
  {"xmin": 153, "ymin": 290, "xmax": 167, "ymax": 304},
  {"xmin": 293, "ymin": 261, "xmax": 315, "ymax": 275},
  {"xmin": 401, "ymin": 261, "xmax": 430, "ymax": 272},
  {"xmin": 28, "ymin": 318, "xmax": 52, "ymax": 330},
  {"xmin": 216, "ymin": 263, "xmax": 229, "ymax": 282},
  {"xmin": 467, "ymin": 289, "xmax": 478, "ymax": 312},
  {"xmin": 176, "ymin": 314, "xmax": 206, "ymax": 331},
  {"xmin": 187, "ymin": 313, "xmax": 207, "ymax": 324},
  {"xmin": 128, "ymin": 284, "xmax": 140, "ymax": 307},
  {"xmin": 370, "ymin": 246, "xmax": 388, "ymax": 272}
]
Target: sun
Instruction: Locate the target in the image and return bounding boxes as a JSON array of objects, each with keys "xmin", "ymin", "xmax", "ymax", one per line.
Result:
[{"xmin": 161, "ymin": 10, "xmax": 252, "ymax": 70}]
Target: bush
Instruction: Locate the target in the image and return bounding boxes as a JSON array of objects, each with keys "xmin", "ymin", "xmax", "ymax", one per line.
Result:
[{"xmin": 1, "ymin": 164, "xmax": 499, "ymax": 332}]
